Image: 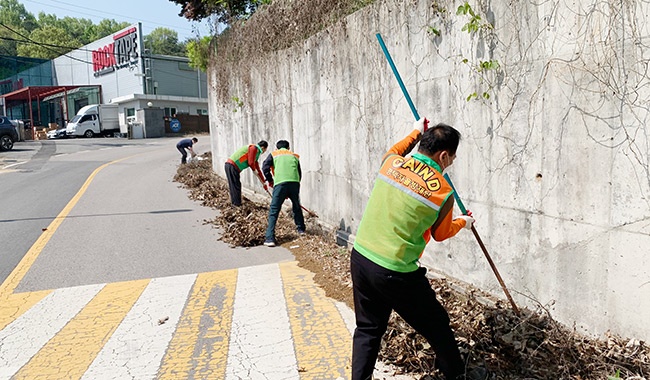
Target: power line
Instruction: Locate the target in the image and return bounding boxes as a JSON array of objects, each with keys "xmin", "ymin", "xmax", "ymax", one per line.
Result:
[
  {"xmin": 0, "ymin": 22, "xmax": 90, "ymax": 64},
  {"xmin": 0, "ymin": 34, "xmax": 191, "ymax": 65},
  {"xmin": 24, "ymin": 0, "xmax": 195, "ymax": 36}
]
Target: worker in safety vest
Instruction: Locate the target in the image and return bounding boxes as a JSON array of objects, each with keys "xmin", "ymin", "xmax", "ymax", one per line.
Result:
[
  {"xmin": 261, "ymin": 140, "xmax": 305, "ymax": 247},
  {"xmin": 224, "ymin": 140, "xmax": 269, "ymax": 206},
  {"xmin": 350, "ymin": 118, "xmax": 487, "ymax": 380}
]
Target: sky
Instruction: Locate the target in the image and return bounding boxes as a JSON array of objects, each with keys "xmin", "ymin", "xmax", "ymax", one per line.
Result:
[{"xmin": 20, "ymin": 0, "xmax": 213, "ymax": 41}]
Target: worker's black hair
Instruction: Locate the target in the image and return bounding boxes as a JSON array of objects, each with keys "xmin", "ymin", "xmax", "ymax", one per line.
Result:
[
  {"xmin": 276, "ymin": 140, "xmax": 290, "ymax": 149},
  {"xmin": 192, "ymin": 137, "xmax": 198, "ymax": 143},
  {"xmin": 418, "ymin": 124, "xmax": 461, "ymax": 156},
  {"xmin": 258, "ymin": 140, "xmax": 268, "ymax": 149}
]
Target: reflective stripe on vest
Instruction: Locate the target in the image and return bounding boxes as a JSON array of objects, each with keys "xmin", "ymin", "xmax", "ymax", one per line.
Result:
[
  {"xmin": 271, "ymin": 149, "xmax": 300, "ymax": 185},
  {"xmin": 353, "ymin": 154, "xmax": 454, "ymax": 273}
]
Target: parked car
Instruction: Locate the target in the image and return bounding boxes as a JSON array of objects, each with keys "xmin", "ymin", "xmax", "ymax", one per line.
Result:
[
  {"xmin": 47, "ymin": 127, "xmax": 67, "ymax": 139},
  {"xmin": 0, "ymin": 116, "xmax": 19, "ymax": 151}
]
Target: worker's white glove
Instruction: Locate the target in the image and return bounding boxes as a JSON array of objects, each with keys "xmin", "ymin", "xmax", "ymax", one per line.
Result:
[
  {"xmin": 413, "ymin": 117, "xmax": 429, "ymax": 134},
  {"xmin": 457, "ymin": 215, "xmax": 475, "ymax": 230}
]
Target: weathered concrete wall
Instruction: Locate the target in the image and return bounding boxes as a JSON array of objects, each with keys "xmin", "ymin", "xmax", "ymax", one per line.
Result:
[{"xmin": 208, "ymin": 0, "xmax": 650, "ymax": 340}]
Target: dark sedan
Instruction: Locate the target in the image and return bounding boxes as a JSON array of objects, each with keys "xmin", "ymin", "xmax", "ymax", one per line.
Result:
[{"xmin": 0, "ymin": 116, "xmax": 19, "ymax": 151}]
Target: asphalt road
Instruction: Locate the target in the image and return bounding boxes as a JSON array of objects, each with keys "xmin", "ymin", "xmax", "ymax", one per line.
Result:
[
  {"xmin": 0, "ymin": 137, "xmax": 409, "ymax": 379},
  {"xmin": 0, "ymin": 136, "xmax": 294, "ymax": 291}
]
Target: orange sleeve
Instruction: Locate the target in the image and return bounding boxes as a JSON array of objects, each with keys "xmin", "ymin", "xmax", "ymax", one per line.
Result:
[
  {"xmin": 432, "ymin": 197, "xmax": 466, "ymax": 241},
  {"xmin": 382, "ymin": 129, "xmax": 421, "ymax": 161},
  {"xmin": 247, "ymin": 146, "xmax": 258, "ymax": 168}
]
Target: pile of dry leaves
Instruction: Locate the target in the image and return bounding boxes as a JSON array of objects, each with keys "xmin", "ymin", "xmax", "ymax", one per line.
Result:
[{"xmin": 174, "ymin": 154, "xmax": 649, "ymax": 380}]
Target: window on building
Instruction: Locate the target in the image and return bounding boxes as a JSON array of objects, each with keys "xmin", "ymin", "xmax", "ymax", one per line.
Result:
[
  {"xmin": 197, "ymin": 109, "xmax": 208, "ymax": 115},
  {"xmin": 126, "ymin": 108, "xmax": 135, "ymax": 117},
  {"xmin": 164, "ymin": 107, "xmax": 177, "ymax": 117},
  {"xmin": 178, "ymin": 62, "xmax": 193, "ymax": 71}
]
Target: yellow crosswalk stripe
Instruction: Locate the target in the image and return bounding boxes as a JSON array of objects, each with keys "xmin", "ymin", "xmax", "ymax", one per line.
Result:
[
  {"xmin": 12, "ymin": 279, "xmax": 149, "ymax": 380},
  {"xmin": 0, "ymin": 290, "xmax": 52, "ymax": 331},
  {"xmin": 280, "ymin": 261, "xmax": 352, "ymax": 379},
  {"xmin": 157, "ymin": 269, "xmax": 238, "ymax": 379}
]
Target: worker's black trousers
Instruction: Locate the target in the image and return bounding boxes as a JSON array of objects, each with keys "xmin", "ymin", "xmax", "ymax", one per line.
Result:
[
  {"xmin": 224, "ymin": 162, "xmax": 242, "ymax": 206},
  {"xmin": 177, "ymin": 146, "xmax": 188, "ymax": 164},
  {"xmin": 350, "ymin": 248, "xmax": 465, "ymax": 380}
]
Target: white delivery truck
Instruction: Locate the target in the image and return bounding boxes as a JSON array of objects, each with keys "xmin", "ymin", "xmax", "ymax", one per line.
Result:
[{"xmin": 66, "ymin": 104, "xmax": 119, "ymax": 138}]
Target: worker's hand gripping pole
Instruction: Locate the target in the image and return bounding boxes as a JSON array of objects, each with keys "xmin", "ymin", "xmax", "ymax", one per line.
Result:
[{"xmin": 376, "ymin": 33, "xmax": 520, "ymax": 315}]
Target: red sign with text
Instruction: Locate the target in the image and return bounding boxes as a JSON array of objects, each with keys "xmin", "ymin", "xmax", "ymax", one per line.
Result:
[{"xmin": 92, "ymin": 27, "xmax": 139, "ymax": 77}]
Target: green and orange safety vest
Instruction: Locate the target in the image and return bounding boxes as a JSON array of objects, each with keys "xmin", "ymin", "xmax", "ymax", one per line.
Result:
[
  {"xmin": 269, "ymin": 148, "xmax": 301, "ymax": 185},
  {"xmin": 228, "ymin": 144, "xmax": 263, "ymax": 172},
  {"xmin": 353, "ymin": 130, "xmax": 457, "ymax": 273}
]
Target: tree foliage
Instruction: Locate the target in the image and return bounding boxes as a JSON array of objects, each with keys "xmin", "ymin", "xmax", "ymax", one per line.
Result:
[
  {"xmin": 0, "ymin": 0, "xmax": 37, "ymax": 32},
  {"xmin": 144, "ymin": 27, "xmax": 186, "ymax": 56},
  {"xmin": 92, "ymin": 19, "xmax": 131, "ymax": 41},
  {"xmin": 186, "ymin": 36, "xmax": 211, "ymax": 71},
  {"xmin": 169, "ymin": 0, "xmax": 271, "ymax": 23},
  {"xmin": 16, "ymin": 26, "xmax": 81, "ymax": 59}
]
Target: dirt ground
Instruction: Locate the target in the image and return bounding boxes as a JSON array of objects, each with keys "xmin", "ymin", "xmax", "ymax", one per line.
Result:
[{"xmin": 175, "ymin": 154, "xmax": 649, "ymax": 380}]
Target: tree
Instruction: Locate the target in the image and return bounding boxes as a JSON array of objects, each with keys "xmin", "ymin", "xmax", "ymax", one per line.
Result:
[
  {"xmin": 169, "ymin": 0, "xmax": 270, "ymax": 23},
  {"xmin": 92, "ymin": 19, "xmax": 131, "ymax": 41},
  {"xmin": 186, "ymin": 36, "xmax": 211, "ymax": 71},
  {"xmin": 16, "ymin": 26, "xmax": 81, "ymax": 59},
  {"xmin": 0, "ymin": 0, "xmax": 37, "ymax": 55},
  {"xmin": 36, "ymin": 13, "xmax": 96, "ymax": 45},
  {"xmin": 144, "ymin": 27, "xmax": 186, "ymax": 56},
  {"xmin": 0, "ymin": 0, "xmax": 37, "ymax": 32}
]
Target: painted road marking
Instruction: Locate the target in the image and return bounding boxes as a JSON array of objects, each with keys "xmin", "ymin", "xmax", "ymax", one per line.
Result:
[
  {"xmin": 81, "ymin": 274, "xmax": 196, "ymax": 380},
  {"xmin": 0, "ymin": 290, "xmax": 52, "ymax": 331},
  {"xmin": 0, "ymin": 283, "xmax": 104, "ymax": 379},
  {"xmin": 0, "ymin": 156, "xmax": 134, "ymax": 300},
  {"xmin": 0, "ymin": 263, "xmax": 356, "ymax": 379},
  {"xmin": 281, "ymin": 261, "xmax": 352, "ymax": 378},
  {"xmin": 158, "ymin": 269, "xmax": 238, "ymax": 379},
  {"xmin": 226, "ymin": 264, "xmax": 299, "ymax": 380},
  {"xmin": 12, "ymin": 279, "xmax": 149, "ymax": 380}
]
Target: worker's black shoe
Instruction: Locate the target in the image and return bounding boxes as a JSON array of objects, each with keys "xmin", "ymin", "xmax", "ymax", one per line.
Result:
[
  {"xmin": 457, "ymin": 367, "xmax": 488, "ymax": 380},
  {"xmin": 264, "ymin": 239, "xmax": 276, "ymax": 247},
  {"xmin": 297, "ymin": 229, "xmax": 306, "ymax": 236}
]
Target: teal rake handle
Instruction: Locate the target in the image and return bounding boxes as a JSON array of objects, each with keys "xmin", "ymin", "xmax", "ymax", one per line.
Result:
[
  {"xmin": 376, "ymin": 33, "xmax": 420, "ymax": 121},
  {"xmin": 376, "ymin": 33, "xmax": 520, "ymax": 315},
  {"xmin": 376, "ymin": 33, "xmax": 468, "ymax": 214}
]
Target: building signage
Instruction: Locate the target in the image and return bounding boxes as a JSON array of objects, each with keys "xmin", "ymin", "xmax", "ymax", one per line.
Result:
[
  {"xmin": 92, "ymin": 27, "xmax": 139, "ymax": 77},
  {"xmin": 170, "ymin": 119, "xmax": 181, "ymax": 132}
]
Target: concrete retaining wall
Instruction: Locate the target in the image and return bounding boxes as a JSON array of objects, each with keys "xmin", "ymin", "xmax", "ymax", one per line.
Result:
[{"xmin": 208, "ymin": 0, "xmax": 650, "ymax": 340}]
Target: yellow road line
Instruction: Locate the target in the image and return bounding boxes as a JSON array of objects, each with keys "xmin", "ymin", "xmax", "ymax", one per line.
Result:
[
  {"xmin": 12, "ymin": 279, "xmax": 149, "ymax": 380},
  {"xmin": 0, "ymin": 290, "xmax": 52, "ymax": 331},
  {"xmin": 0, "ymin": 156, "xmax": 133, "ymax": 300},
  {"xmin": 157, "ymin": 269, "xmax": 238, "ymax": 379},
  {"xmin": 280, "ymin": 261, "xmax": 352, "ymax": 379}
]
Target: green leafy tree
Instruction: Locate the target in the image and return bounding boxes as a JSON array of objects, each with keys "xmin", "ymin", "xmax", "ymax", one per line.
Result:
[
  {"xmin": 186, "ymin": 36, "xmax": 211, "ymax": 71},
  {"xmin": 169, "ymin": 0, "xmax": 271, "ymax": 23},
  {"xmin": 91, "ymin": 19, "xmax": 131, "ymax": 41},
  {"xmin": 0, "ymin": 0, "xmax": 37, "ymax": 32},
  {"xmin": 144, "ymin": 27, "xmax": 186, "ymax": 56},
  {"xmin": 16, "ymin": 26, "xmax": 81, "ymax": 59},
  {"xmin": 36, "ymin": 13, "xmax": 96, "ymax": 45},
  {"xmin": 0, "ymin": 0, "xmax": 37, "ymax": 55}
]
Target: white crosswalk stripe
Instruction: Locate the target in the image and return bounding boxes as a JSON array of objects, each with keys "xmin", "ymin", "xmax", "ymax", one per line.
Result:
[
  {"xmin": 0, "ymin": 263, "xmax": 357, "ymax": 379},
  {"xmin": 0, "ymin": 284, "xmax": 104, "ymax": 379},
  {"xmin": 81, "ymin": 274, "xmax": 196, "ymax": 380},
  {"xmin": 226, "ymin": 264, "xmax": 299, "ymax": 380}
]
